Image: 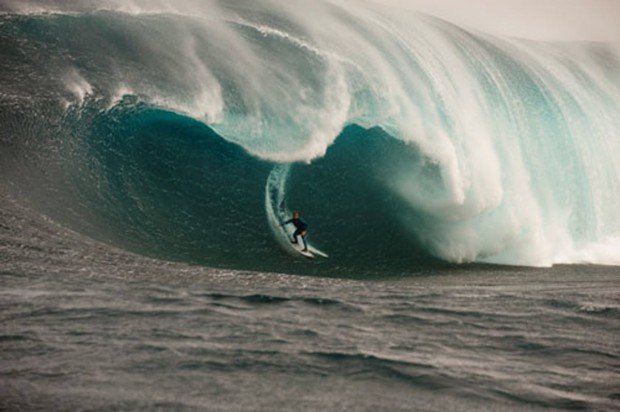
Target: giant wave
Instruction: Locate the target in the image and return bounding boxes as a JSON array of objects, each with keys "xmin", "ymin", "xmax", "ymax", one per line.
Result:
[{"xmin": 1, "ymin": 0, "xmax": 619, "ymax": 275}]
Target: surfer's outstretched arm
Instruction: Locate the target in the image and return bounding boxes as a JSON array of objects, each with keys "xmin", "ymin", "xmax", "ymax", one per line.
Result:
[{"xmin": 280, "ymin": 219, "xmax": 293, "ymax": 226}]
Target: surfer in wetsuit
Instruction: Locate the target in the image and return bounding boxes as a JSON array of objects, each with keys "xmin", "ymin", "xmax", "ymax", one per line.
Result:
[{"xmin": 281, "ymin": 211, "xmax": 309, "ymax": 252}]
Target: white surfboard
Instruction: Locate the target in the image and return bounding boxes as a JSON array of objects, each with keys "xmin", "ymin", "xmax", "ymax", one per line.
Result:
[
  {"xmin": 290, "ymin": 239, "xmax": 315, "ymax": 258},
  {"xmin": 283, "ymin": 228, "xmax": 329, "ymax": 259}
]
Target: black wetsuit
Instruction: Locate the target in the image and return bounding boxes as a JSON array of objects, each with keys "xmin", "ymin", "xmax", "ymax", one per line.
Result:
[{"xmin": 282, "ymin": 218, "xmax": 308, "ymax": 250}]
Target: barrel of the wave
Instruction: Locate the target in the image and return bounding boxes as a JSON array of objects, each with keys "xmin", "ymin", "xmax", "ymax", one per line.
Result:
[{"xmin": 265, "ymin": 164, "xmax": 328, "ymax": 259}]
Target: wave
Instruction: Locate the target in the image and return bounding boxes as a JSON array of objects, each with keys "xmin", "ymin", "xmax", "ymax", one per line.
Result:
[{"xmin": 1, "ymin": 0, "xmax": 619, "ymax": 274}]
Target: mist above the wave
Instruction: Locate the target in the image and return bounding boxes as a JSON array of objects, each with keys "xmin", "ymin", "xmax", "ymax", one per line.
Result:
[
  {"xmin": 367, "ymin": 0, "xmax": 620, "ymax": 44},
  {"xmin": 6, "ymin": 0, "xmax": 618, "ymax": 44}
]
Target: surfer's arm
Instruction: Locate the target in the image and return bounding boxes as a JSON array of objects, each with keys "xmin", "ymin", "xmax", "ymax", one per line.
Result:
[{"xmin": 280, "ymin": 219, "xmax": 293, "ymax": 226}]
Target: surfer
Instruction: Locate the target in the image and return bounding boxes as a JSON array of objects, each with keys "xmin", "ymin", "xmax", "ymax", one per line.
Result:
[{"xmin": 281, "ymin": 211, "xmax": 309, "ymax": 252}]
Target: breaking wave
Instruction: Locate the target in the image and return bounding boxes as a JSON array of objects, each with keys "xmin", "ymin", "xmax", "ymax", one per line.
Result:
[{"xmin": 1, "ymin": 0, "xmax": 619, "ymax": 275}]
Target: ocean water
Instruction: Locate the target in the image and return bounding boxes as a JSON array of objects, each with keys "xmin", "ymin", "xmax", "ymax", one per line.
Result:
[
  {"xmin": 2, "ymin": 196, "xmax": 619, "ymax": 410},
  {"xmin": 1, "ymin": 0, "xmax": 619, "ymax": 410}
]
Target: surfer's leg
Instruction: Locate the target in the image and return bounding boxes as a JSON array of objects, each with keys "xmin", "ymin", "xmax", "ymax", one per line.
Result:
[
  {"xmin": 301, "ymin": 232, "xmax": 308, "ymax": 251},
  {"xmin": 291, "ymin": 229, "xmax": 300, "ymax": 244}
]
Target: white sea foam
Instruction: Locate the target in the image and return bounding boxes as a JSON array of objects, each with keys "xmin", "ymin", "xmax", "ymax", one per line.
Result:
[{"xmin": 63, "ymin": 69, "xmax": 93, "ymax": 105}]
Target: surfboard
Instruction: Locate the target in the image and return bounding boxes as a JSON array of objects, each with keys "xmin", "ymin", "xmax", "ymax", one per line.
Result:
[
  {"xmin": 279, "ymin": 222, "xmax": 328, "ymax": 259},
  {"xmin": 289, "ymin": 234, "xmax": 328, "ymax": 259},
  {"xmin": 291, "ymin": 239, "xmax": 315, "ymax": 259}
]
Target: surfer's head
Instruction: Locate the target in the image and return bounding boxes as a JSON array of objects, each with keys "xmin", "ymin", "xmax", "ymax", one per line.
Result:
[{"xmin": 293, "ymin": 211, "xmax": 300, "ymax": 219}]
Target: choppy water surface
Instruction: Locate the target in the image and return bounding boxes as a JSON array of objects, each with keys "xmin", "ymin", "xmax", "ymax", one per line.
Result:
[{"xmin": 1, "ymin": 197, "xmax": 618, "ymax": 411}]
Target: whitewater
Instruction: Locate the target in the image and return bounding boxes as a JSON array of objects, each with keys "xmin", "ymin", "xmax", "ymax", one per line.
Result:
[{"xmin": 0, "ymin": 0, "xmax": 619, "ymax": 410}]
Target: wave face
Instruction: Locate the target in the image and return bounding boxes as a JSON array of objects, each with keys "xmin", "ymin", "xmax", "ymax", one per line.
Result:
[{"xmin": 1, "ymin": 0, "xmax": 619, "ymax": 274}]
